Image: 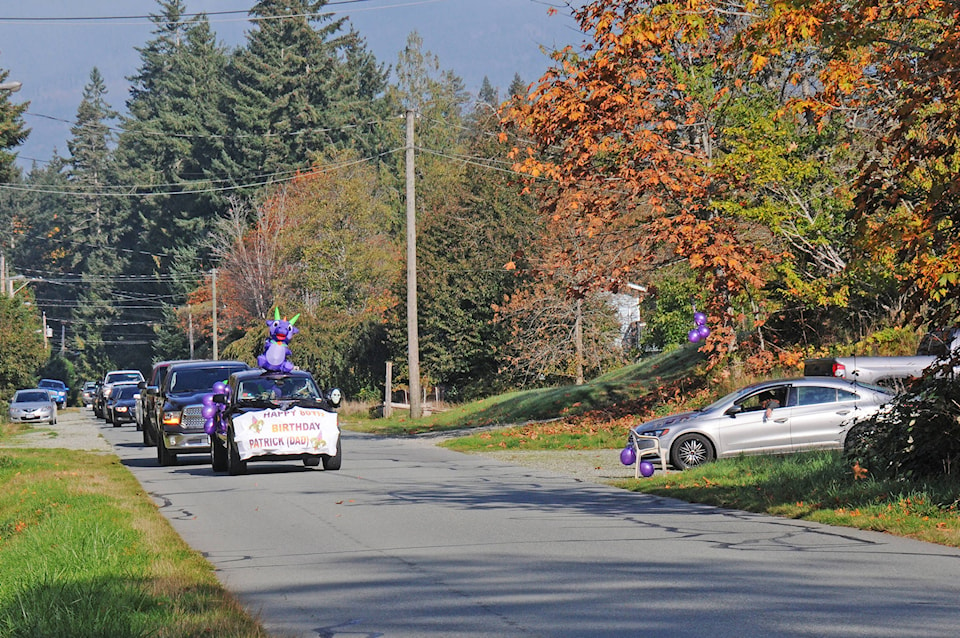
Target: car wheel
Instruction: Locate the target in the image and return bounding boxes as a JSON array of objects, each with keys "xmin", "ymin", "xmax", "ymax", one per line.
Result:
[
  {"xmin": 671, "ymin": 433, "xmax": 714, "ymax": 470},
  {"xmin": 142, "ymin": 423, "xmax": 156, "ymax": 447},
  {"xmin": 303, "ymin": 456, "xmax": 321, "ymax": 467},
  {"xmin": 211, "ymin": 434, "xmax": 228, "ymax": 472},
  {"xmin": 227, "ymin": 427, "xmax": 247, "ymax": 476},
  {"xmin": 157, "ymin": 436, "xmax": 177, "ymax": 466},
  {"xmin": 112, "ymin": 413, "xmax": 121, "ymax": 427},
  {"xmin": 322, "ymin": 439, "xmax": 342, "ymax": 471}
]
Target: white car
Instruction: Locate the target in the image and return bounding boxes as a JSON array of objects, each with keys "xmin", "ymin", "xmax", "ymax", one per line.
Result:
[{"xmin": 629, "ymin": 377, "xmax": 895, "ymax": 470}]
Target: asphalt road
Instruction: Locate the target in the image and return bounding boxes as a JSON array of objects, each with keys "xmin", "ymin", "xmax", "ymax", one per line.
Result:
[{"xmin": 33, "ymin": 409, "xmax": 960, "ymax": 636}]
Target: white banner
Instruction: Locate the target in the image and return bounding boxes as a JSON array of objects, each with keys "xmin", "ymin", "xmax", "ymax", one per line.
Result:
[{"xmin": 232, "ymin": 407, "xmax": 339, "ymax": 460}]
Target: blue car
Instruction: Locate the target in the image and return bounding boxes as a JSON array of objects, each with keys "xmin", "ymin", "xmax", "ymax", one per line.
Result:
[{"xmin": 38, "ymin": 378, "xmax": 69, "ymax": 408}]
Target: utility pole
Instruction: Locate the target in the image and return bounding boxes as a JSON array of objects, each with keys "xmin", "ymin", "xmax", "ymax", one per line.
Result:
[
  {"xmin": 405, "ymin": 109, "xmax": 422, "ymax": 419},
  {"xmin": 211, "ymin": 269, "xmax": 218, "ymax": 360},
  {"xmin": 188, "ymin": 311, "xmax": 195, "ymax": 359}
]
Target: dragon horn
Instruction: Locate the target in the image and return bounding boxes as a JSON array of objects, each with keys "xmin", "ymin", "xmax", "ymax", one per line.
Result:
[
  {"xmin": 274, "ymin": 307, "xmax": 281, "ymax": 320},
  {"xmin": 289, "ymin": 313, "xmax": 300, "ymax": 325}
]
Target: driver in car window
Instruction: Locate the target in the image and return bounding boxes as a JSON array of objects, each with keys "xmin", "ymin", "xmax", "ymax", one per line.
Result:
[{"xmin": 757, "ymin": 390, "xmax": 782, "ymax": 420}]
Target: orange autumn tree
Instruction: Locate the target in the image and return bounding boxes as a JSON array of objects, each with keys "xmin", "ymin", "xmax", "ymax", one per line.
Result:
[
  {"xmin": 743, "ymin": 0, "xmax": 960, "ymax": 326},
  {"xmin": 503, "ymin": 0, "xmax": 777, "ymax": 364}
]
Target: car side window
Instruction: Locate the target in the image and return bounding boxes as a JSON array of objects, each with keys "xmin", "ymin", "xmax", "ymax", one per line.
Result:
[
  {"xmin": 797, "ymin": 386, "xmax": 839, "ymax": 406},
  {"xmin": 738, "ymin": 387, "xmax": 788, "ymax": 412}
]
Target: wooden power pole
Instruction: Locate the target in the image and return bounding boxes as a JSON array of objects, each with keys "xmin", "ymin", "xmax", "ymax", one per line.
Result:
[{"xmin": 405, "ymin": 110, "xmax": 422, "ymax": 419}]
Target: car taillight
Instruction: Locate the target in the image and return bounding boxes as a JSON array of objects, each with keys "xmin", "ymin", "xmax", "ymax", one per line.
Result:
[{"xmin": 832, "ymin": 362, "xmax": 846, "ymax": 377}]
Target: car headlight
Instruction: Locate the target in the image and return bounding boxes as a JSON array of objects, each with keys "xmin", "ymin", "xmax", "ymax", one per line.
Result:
[
  {"xmin": 639, "ymin": 428, "xmax": 670, "ymax": 437},
  {"xmin": 116, "ymin": 406, "xmax": 128, "ymax": 413},
  {"xmin": 162, "ymin": 411, "xmax": 181, "ymax": 425}
]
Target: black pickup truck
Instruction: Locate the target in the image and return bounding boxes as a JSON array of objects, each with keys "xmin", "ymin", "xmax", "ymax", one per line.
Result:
[
  {"xmin": 152, "ymin": 359, "xmax": 251, "ymax": 466},
  {"xmin": 210, "ymin": 368, "xmax": 342, "ymax": 475}
]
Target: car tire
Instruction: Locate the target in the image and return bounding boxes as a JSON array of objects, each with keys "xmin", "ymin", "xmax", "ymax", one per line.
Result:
[
  {"xmin": 303, "ymin": 456, "xmax": 321, "ymax": 467},
  {"xmin": 142, "ymin": 423, "xmax": 156, "ymax": 447},
  {"xmin": 112, "ymin": 412, "xmax": 121, "ymax": 427},
  {"xmin": 322, "ymin": 439, "xmax": 342, "ymax": 471},
  {"xmin": 670, "ymin": 433, "xmax": 714, "ymax": 470},
  {"xmin": 157, "ymin": 436, "xmax": 177, "ymax": 466},
  {"xmin": 211, "ymin": 434, "xmax": 228, "ymax": 472},
  {"xmin": 227, "ymin": 427, "xmax": 247, "ymax": 476}
]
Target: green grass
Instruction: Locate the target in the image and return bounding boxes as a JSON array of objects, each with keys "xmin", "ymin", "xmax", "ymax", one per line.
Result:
[
  {"xmin": 346, "ymin": 345, "xmax": 708, "ymax": 439},
  {"xmin": 0, "ymin": 448, "xmax": 268, "ymax": 638},
  {"xmin": 612, "ymin": 451, "xmax": 960, "ymax": 547}
]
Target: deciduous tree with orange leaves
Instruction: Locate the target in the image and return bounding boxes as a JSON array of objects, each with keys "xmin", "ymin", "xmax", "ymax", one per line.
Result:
[
  {"xmin": 743, "ymin": 0, "xmax": 960, "ymax": 326},
  {"xmin": 503, "ymin": 0, "xmax": 778, "ymax": 364}
]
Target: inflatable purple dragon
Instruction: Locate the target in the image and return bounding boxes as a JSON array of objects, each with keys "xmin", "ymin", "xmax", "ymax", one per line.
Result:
[{"xmin": 257, "ymin": 307, "xmax": 300, "ymax": 372}]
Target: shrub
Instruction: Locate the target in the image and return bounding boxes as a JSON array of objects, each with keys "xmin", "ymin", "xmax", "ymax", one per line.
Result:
[{"xmin": 845, "ymin": 362, "xmax": 960, "ymax": 478}]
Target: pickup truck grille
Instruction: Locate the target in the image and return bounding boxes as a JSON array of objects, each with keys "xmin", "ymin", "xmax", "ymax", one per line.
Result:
[{"xmin": 180, "ymin": 404, "xmax": 206, "ymax": 431}]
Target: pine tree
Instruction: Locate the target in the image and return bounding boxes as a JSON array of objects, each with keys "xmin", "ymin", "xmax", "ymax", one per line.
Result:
[
  {"xmin": 64, "ymin": 68, "xmax": 126, "ymax": 377},
  {"xmin": 0, "ymin": 67, "xmax": 28, "ymax": 183},
  {"xmin": 221, "ymin": 0, "xmax": 388, "ymax": 182}
]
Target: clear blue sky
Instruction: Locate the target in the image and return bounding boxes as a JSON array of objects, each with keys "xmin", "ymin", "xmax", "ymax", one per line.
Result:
[{"xmin": 0, "ymin": 0, "xmax": 585, "ymax": 169}]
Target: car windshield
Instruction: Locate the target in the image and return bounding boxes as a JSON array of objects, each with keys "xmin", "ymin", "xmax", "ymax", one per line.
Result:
[
  {"xmin": 114, "ymin": 386, "xmax": 138, "ymax": 399},
  {"xmin": 170, "ymin": 366, "xmax": 246, "ymax": 393},
  {"xmin": 15, "ymin": 391, "xmax": 50, "ymax": 403},
  {"xmin": 238, "ymin": 377, "xmax": 320, "ymax": 402},
  {"xmin": 696, "ymin": 385, "xmax": 760, "ymax": 413},
  {"xmin": 39, "ymin": 380, "xmax": 64, "ymax": 389},
  {"xmin": 107, "ymin": 372, "xmax": 142, "ymax": 384}
]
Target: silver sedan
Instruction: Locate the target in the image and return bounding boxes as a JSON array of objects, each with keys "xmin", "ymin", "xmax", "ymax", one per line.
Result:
[
  {"xmin": 8, "ymin": 389, "xmax": 58, "ymax": 425},
  {"xmin": 629, "ymin": 377, "xmax": 895, "ymax": 470}
]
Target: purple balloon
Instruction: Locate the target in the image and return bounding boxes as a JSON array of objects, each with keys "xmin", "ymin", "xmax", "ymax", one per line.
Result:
[
  {"xmin": 202, "ymin": 405, "xmax": 217, "ymax": 419},
  {"xmin": 201, "ymin": 393, "xmax": 214, "ymax": 407},
  {"xmin": 212, "ymin": 381, "xmax": 228, "ymax": 395},
  {"xmin": 639, "ymin": 461, "xmax": 655, "ymax": 477},
  {"xmin": 620, "ymin": 446, "xmax": 637, "ymax": 466},
  {"xmin": 694, "ymin": 312, "xmax": 707, "ymax": 326},
  {"xmin": 697, "ymin": 324, "xmax": 711, "ymax": 339},
  {"xmin": 203, "ymin": 418, "xmax": 215, "ymax": 435},
  {"xmin": 688, "ymin": 328, "xmax": 701, "ymax": 343}
]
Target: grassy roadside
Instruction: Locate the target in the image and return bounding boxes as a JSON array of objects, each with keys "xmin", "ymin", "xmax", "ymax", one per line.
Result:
[
  {"xmin": 0, "ymin": 442, "xmax": 267, "ymax": 638},
  {"xmin": 346, "ymin": 345, "xmax": 709, "ymax": 440},
  {"xmin": 612, "ymin": 451, "xmax": 960, "ymax": 547}
]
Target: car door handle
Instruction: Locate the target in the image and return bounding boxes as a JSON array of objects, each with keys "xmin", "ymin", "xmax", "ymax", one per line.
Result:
[
  {"xmin": 773, "ymin": 417, "xmax": 788, "ymax": 423},
  {"xmin": 836, "ymin": 410, "xmax": 851, "ymax": 416}
]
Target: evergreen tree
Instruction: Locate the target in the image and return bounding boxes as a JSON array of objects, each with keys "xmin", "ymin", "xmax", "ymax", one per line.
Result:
[
  {"xmin": 0, "ymin": 67, "xmax": 28, "ymax": 183},
  {"xmin": 507, "ymin": 73, "xmax": 527, "ymax": 101},
  {"xmin": 220, "ymin": 0, "xmax": 389, "ymax": 183},
  {"xmin": 64, "ymin": 68, "xmax": 126, "ymax": 378},
  {"xmin": 114, "ymin": 1, "xmax": 232, "ymax": 363},
  {"xmin": 117, "ymin": 0, "xmax": 231, "ymax": 257}
]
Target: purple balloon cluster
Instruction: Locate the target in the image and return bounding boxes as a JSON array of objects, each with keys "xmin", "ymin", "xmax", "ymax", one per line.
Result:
[
  {"xmin": 202, "ymin": 381, "xmax": 230, "ymax": 435},
  {"xmin": 687, "ymin": 311, "xmax": 710, "ymax": 343}
]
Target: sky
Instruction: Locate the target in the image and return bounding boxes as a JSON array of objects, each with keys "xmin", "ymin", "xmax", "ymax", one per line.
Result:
[{"xmin": 0, "ymin": 0, "xmax": 586, "ymax": 170}]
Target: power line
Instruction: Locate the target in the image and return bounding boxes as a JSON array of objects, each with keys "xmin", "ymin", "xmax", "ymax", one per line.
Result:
[
  {"xmin": 0, "ymin": 1, "xmax": 448, "ymax": 25},
  {"xmin": 0, "ymin": 147, "xmax": 405, "ymax": 197}
]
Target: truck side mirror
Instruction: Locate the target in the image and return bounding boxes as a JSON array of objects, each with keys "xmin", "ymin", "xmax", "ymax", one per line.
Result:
[{"xmin": 212, "ymin": 393, "xmax": 227, "ymax": 405}]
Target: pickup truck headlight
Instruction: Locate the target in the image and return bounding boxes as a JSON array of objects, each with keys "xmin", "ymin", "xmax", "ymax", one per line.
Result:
[{"xmin": 162, "ymin": 410, "xmax": 181, "ymax": 425}]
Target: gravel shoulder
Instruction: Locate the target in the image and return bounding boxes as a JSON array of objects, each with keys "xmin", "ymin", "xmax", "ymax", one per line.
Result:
[
  {"xmin": 1, "ymin": 407, "xmax": 113, "ymax": 453},
  {"xmin": 468, "ymin": 448, "xmax": 641, "ymax": 483}
]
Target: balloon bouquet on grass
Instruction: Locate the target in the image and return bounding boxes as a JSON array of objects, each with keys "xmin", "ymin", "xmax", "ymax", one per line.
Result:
[{"xmin": 620, "ymin": 305, "xmax": 710, "ymax": 477}]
